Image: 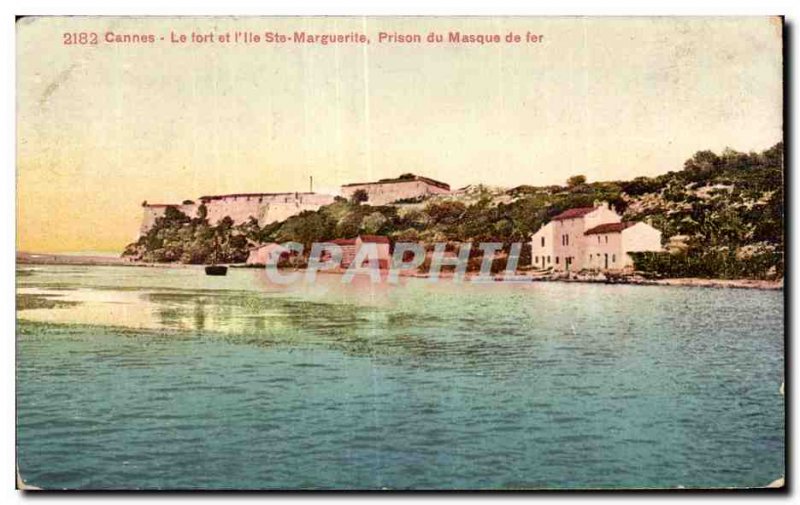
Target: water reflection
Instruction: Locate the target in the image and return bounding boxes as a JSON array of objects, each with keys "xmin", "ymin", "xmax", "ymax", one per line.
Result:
[{"xmin": 16, "ymin": 265, "xmax": 784, "ymax": 373}]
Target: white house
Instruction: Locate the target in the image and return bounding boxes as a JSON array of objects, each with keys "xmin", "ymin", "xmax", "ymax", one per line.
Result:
[{"xmin": 530, "ymin": 202, "xmax": 662, "ymax": 271}]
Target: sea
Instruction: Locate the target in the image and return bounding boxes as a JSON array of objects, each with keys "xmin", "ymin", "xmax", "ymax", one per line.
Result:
[{"xmin": 15, "ymin": 265, "xmax": 785, "ymax": 489}]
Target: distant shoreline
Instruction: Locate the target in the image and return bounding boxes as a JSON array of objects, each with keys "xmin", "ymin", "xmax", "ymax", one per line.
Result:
[
  {"xmin": 16, "ymin": 252, "xmax": 782, "ymax": 291},
  {"xmin": 16, "ymin": 252, "xmax": 191, "ymax": 268}
]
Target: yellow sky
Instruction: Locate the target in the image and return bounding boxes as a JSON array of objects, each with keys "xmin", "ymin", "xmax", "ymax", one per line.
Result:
[{"xmin": 17, "ymin": 16, "xmax": 782, "ymax": 253}]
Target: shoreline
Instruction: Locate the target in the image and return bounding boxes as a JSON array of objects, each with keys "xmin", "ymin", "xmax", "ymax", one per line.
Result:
[
  {"xmin": 549, "ymin": 275, "xmax": 783, "ymax": 291},
  {"xmin": 644, "ymin": 277, "xmax": 783, "ymax": 291},
  {"xmin": 17, "ymin": 253, "xmax": 783, "ymax": 291}
]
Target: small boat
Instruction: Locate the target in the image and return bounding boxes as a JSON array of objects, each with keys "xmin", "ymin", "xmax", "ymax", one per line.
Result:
[
  {"xmin": 205, "ymin": 265, "xmax": 228, "ymax": 276},
  {"xmin": 205, "ymin": 239, "xmax": 228, "ymax": 276}
]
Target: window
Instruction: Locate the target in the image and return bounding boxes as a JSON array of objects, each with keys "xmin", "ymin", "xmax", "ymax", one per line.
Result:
[
  {"xmin": 541, "ymin": 237, "xmax": 545, "ymax": 247},
  {"xmin": 535, "ymin": 256, "xmax": 539, "ymax": 264},
  {"xmin": 547, "ymin": 256, "xmax": 551, "ymax": 264},
  {"xmin": 605, "ymin": 235, "xmax": 608, "ymax": 243},
  {"xmin": 556, "ymin": 257, "xmax": 560, "ymax": 264},
  {"xmin": 597, "ymin": 236, "xmax": 601, "ymax": 243},
  {"xmin": 566, "ymin": 235, "xmax": 569, "ymax": 246},
  {"xmin": 612, "ymin": 254, "xmax": 616, "ymax": 263}
]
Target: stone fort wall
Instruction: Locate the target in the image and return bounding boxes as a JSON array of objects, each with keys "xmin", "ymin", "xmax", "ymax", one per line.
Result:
[
  {"xmin": 341, "ymin": 178, "xmax": 450, "ymax": 205},
  {"xmin": 139, "ymin": 174, "xmax": 450, "ymax": 237},
  {"xmin": 139, "ymin": 192, "xmax": 336, "ymax": 236}
]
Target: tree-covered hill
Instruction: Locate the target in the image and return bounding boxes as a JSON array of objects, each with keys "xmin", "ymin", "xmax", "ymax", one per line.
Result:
[{"xmin": 123, "ymin": 142, "xmax": 783, "ymax": 279}]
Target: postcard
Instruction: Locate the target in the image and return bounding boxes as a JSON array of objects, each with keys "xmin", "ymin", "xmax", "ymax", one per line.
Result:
[{"xmin": 15, "ymin": 15, "xmax": 784, "ymax": 490}]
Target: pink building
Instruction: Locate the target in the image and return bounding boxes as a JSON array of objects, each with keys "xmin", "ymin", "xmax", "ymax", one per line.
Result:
[
  {"xmin": 246, "ymin": 243, "xmax": 291, "ymax": 266},
  {"xmin": 323, "ymin": 235, "xmax": 391, "ymax": 269},
  {"xmin": 530, "ymin": 202, "xmax": 662, "ymax": 272},
  {"xmin": 329, "ymin": 238, "xmax": 358, "ymax": 267},
  {"xmin": 356, "ymin": 235, "xmax": 391, "ymax": 269}
]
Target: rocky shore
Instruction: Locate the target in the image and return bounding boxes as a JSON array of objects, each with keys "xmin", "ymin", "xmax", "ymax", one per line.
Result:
[
  {"xmin": 516, "ymin": 271, "xmax": 783, "ymax": 290},
  {"xmin": 336, "ymin": 269, "xmax": 783, "ymax": 291}
]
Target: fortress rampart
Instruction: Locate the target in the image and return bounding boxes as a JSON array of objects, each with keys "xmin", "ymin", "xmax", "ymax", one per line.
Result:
[
  {"xmin": 139, "ymin": 173, "xmax": 451, "ymax": 237},
  {"xmin": 341, "ymin": 175, "xmax": 450, "ymax": 205},
  {"xmin": 139, "ymin": 192, "xmax": 336, "ymax": 236}
]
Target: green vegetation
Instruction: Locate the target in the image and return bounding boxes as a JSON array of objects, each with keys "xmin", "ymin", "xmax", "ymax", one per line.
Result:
[
  {"xmin": 629, "ymin": 249, "xmax": 783, "ymax": 280},
  {"xmin": 124, "ymin": 143, "xmax": 783, "ymax": 279},
  {"xmin": 122, "ymin": 205, "xmax": 265, "ymax": 264},
  {"xmin": 623, "ymin": 143, "xmax": 783, "ymax": 279}
]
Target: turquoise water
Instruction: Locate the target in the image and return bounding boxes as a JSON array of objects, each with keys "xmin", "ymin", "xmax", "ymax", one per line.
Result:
[{"xmin": 16, "ymin": 265, "xmax": 784, "ymax": 489}]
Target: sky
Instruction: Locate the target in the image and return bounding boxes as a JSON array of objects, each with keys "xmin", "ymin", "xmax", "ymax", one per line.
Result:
[{"xmin": 16, "ymin": 16, "xmax": 783, "ymax": 253}]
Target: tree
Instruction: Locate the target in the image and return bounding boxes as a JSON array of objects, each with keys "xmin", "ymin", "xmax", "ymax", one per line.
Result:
[
  {"xmin": 163, "ymin": 205, "xmax": 190, "ymax": 223},
  {"xmin": 351, "ymin": 189, "xmax": 369, "ymax": 204},
  {"xmin": 683, "ymin": 150, "xmax": 722, "ymax": 183},
  {"xmin": 566, "ymin": 175, "xmax": 587, "ymax": 188},
  {"xmin": 425, "ymin": 200, "xmax": 466, "ymax": 226},
  {"xmin": 361, "ymin": 212, "xmax": 388, "ymax": 234},
  {"xmin": 276, "ymin": 211, "xmax": 336, "ymax": 248},
  {"xmin": 684, "ymin": 150, "xmax": 720, "ymax": 171},
  {"xmin": 335, "ymin": 211, "xmax": 363, "ymax": 238}
]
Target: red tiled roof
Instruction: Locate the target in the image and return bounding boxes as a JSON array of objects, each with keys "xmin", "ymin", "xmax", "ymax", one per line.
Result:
[
  {"xmin": 552, "ymin": 207, "xmax": 597, "ymax": 220},
  {"xmin": 358, "ymin": 235, "xmax": 390, "ymax": 244},
  {"xmin": 331, "ymin": 238, "xmax": 357, "ymax": 246},
  {"xmin": 584, "ymin": 222, "xmax": 635, "ymax": 235}
]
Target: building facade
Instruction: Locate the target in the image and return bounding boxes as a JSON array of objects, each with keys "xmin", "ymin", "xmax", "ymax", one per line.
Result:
[
  {"xmin": 246, "ymin": 243, "xmax": 291, "ymax": 266},
  {"xmin": 530, "ymin": 202, "xmax": 662, "ymax": 271},
  {"xmin": 323, "ymin": 235, "xmax": 391, "ymax": 269},
  {"xmin": 355, "ymin": 235, "xmax": 391, "ymax": 269},
  {"xmin": 341, "ymin": 174, "xmax": 450, "ymax": 205}
]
